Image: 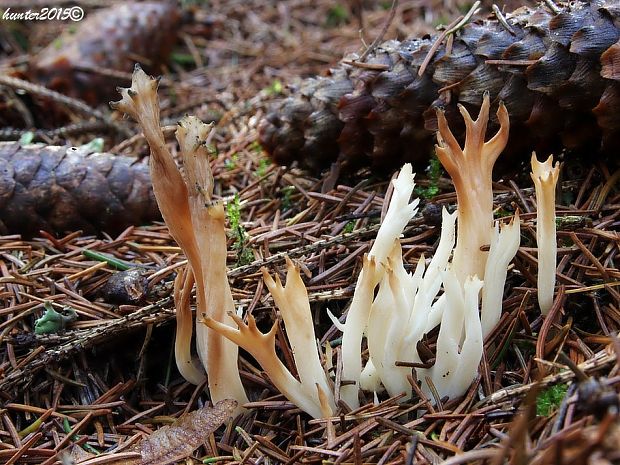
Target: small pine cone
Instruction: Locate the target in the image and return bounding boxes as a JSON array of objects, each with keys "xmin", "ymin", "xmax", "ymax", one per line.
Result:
[
  {"xmin": 259, "ymin": 0, "xmax": 620, "ymax": 174},
  {"xmin": 31, "ymin": 2, "xmax": 180, "ymax": 105},
  {"xmin": 0, "ymin": 142, "xmax": 160, "ymax": 237}
]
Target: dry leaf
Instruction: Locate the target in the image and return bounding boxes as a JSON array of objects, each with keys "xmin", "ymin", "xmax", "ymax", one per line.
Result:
[
  {"xmin": 73, "ymin": 399, "xmax": 236, "ymax": 465},
  {"xmin": 137, "ymin": 399, "xmax": 237, "ymax": 465}
]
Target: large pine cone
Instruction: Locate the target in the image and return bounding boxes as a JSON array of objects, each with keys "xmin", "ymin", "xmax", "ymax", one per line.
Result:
[
  {"xmin": 0, "ymin": 143, "xmax": 159, "ymax": 237},
  {"xmin": 259, "ymin": 0, "xmax": 620, "ymax": 173}
]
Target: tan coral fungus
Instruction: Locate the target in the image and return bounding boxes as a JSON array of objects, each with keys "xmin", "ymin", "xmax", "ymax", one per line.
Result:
[{"xmin": 112, "ymin": 66, "xmax": 248, "ymax": 414}]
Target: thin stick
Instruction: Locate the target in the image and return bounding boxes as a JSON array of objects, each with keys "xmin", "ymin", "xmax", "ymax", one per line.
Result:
[
  {"xmin": 358, "ymin": 0, "xmax": 399, "ymax": 62},
  {"xmin": 492, "ymin": 4, "xmax": 516, "ymax": 35},
  {"xmin": 418, "ymin": 15, "xmax": 463, "ymax": 76},
  {"xmin": 0, "ymin": 75, "xmax": 130, "ymax": 138},
  {"xmin": 445, "ymin": 1, "xmax": 481, "ymax": 35}
]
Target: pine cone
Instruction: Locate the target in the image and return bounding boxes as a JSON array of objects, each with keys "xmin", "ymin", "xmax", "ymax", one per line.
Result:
[
  {"xmin": 0, "ymin": 143, "xmax": 159, "ymax": 237},
  {"xmin": 259, "ymin": 0, "xmax": 620, "ymax": 173},
  {"xmin": 31, "ymin": 2, "xmax": 180, "ymax": 105}
]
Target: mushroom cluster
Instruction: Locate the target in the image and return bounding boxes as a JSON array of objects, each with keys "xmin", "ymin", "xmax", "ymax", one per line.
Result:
[
  {"xmin": 113, "ymin": 68, "xmax": 559, "ymax": 419},
  {"xmin": 338, "ymin": 94, "xmax": 521, "ymax": 408}
]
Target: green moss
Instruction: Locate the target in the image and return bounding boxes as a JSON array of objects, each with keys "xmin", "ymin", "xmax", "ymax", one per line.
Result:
[
  {"xmin": 227, "ymin": 193, "xmax": 242, "ymax": 229},
  {"xmin": 281, "ymin": 186, "xmax": 295, "ymax": 210},
  {"xmin": 79, "ymin": 137, "xmax": 104, "ymax": 153},
  {"xmin": 170, "ymin": 52, "xmax": 196, "ymax": 66},
  {"xmin": 255, "ymin": 157, "xmax": 271, "ymax": 178},
  {"xmin": 225, "ymin": 153, "xmax": 239, "ymax": 170},
  {"xmin": 19, "ymin": 132, "xmax": 34, "ymax": 146},
  {"xmin": 181, "ymin": 0, "xmax": 209, "ymax": 6},
  {"xmin": 495, "ymin": 208, "xmax": 513, "ymax": 218},
  {"xmin": 415, "ymin": 154, "xmax": 443, "ymax": 199},
  {"xmin": 249, "ymin": 141, "xmax": 263, "ymax": 153},
  {"xmin": 556, "ymin": 215, "xmax": 592, "ymax": 230},
  {"xmin": 206, "ymin": 143, "xmax": 218, "ymax": 157},
  {"xmin": 536, "ymin": 383, "xmax": 568, "ymax": 416},
  {"xmin": 264, "ymin": 79, "xmax": 284, "ymax": 96},
  {"xmin": 326, "ymin": 4, "xmax": 348, "ymax": 27},
  {"xmin": 35, "ymin": 302, "xmax": 77, "ymax": 335},
  {"xmin": 226, "ymin": 194, "xmax": 254, "ymax": 266}
]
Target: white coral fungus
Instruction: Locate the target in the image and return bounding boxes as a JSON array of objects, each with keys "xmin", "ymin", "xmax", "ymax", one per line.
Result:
[{"xmin": 531, "ymin": 153, "xmax": 560, "ymax": 315}]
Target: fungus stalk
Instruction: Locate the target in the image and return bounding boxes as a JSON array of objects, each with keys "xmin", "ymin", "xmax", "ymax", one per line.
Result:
[
  {"xmin": 176, "ymin": 116, "xmax": 249, "ymax": 406},
  {"xmin": 429, "ymin": 271, "xmax": 483, "ymax": 399},
  {"xmin": 173, "ymin": 266, "xmax": 204, "ymax": 385},
  {"xmin": 112, "ymin": 66, "xmax": 248, "ymax": 413},
  {"xmin": 261, "ymin": 259, "xmax": 333, "ymax": 404},
  {"xmin": 480, "ymin": 215, "xmax": 521, "ymax": 336},
  {"xmin": 364, "ymin": 242, "xmax": 415, "ymax": 398},
  {"xmin": 531, "ymin": 154, "xmax": 560, "ymax": 315},
  {"xmin": 435, "ymin": 93, "xmax": 509, "ymax": 282}
]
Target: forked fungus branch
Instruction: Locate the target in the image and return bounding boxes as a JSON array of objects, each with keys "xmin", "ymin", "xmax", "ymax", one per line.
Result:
[
  {"xmin": 205, "ymin": 258, "xmax": 336, "ymax": 419},
  {"xmin": 434, "ymin": 93, "xmax": 510, "ymax": 282}
]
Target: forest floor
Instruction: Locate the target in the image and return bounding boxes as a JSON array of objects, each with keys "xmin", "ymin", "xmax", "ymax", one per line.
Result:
[{"xmin": 0, "ymin": 0, "xmax": 619, "ymax": 464}]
